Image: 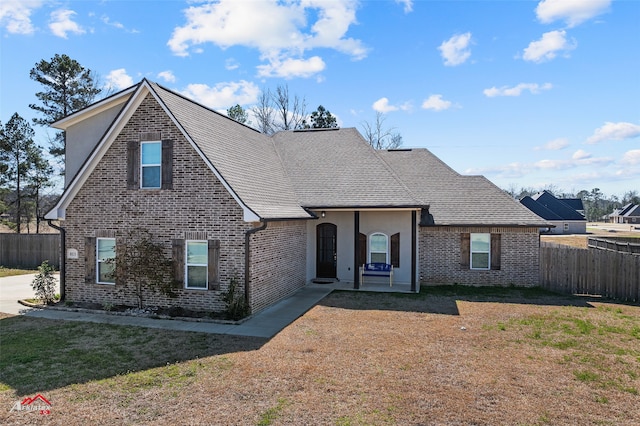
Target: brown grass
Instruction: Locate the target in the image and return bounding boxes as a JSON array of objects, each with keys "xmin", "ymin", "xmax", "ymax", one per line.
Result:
[
  {"xmin": 541, "ymin": 225, "xmax": 639, "ymax": 249},
  {"xmin": 1, "ymin": 289, "xmax": 639, "ymax": 425}
]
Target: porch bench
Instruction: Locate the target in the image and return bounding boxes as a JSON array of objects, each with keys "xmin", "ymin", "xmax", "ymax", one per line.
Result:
[{"xmin": 360, "ymin": 263, "xmax": 393, "ymax": 287}]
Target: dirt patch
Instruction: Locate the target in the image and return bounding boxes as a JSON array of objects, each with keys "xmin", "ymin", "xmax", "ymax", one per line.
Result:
[{"xmin": 1, "ymin": 289, "xmax": 638, "ymax": 425}]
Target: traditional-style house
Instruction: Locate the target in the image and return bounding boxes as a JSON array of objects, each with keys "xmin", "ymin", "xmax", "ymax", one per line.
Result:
[
  {"xmin": 609, "ymin": 204, "xmax": 640, "ymax": 224},
  {"xmin": 520, "ymin": 191, "xmax": 586, "ymax": 234},
  {"xmin": 46, "ymin": 80, "xmax": 548, "ymax": 315}
]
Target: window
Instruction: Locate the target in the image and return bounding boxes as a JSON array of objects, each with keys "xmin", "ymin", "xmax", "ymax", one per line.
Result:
[
  {"xmin": 470, "ymin": 233, "xmax": 490, "ymax": 270},
  {"xmin": 185, "ymin": 240, "xmax": 208, "ymax": 289},
  {"xmin": 141, "ymin": 141, "xmax": 161, "ymax": 189},
  {"xmin": 96, "ymin": 238, "xmax": 116, "ymax": 284},
  {"xmin": 369, "ymin": 233, "xmax": 388, "ymax": 264}
]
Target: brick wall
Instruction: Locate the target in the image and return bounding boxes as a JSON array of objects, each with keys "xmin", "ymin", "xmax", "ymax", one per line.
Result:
[
  {"xmin": 63, "ymin": 93, "xmax": 300, "ymax": 313},
  {"xmin": 249, "ymin": 220, "xmax": 307, "ymax": 313},
  {"xmin": 419, "ymin": 226, "xmax": 540, "ymax": 287}
]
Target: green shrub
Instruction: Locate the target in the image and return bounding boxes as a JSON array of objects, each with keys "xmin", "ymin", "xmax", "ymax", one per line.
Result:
[
  {"xmin": 222, "ymin": 275, "xmax": 249, "ymax": 320},
  {"xmin": 31, "ymin": 261, "xmax": 57, "ymax": 304}
]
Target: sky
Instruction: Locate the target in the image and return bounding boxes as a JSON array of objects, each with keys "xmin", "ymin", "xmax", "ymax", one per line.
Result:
[{"xmin": 1, "ymin": 0, "xmax": 638, "ymax": 198}]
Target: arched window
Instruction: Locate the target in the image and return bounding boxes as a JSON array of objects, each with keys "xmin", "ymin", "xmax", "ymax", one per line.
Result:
[{"xmin": 369, "ymin": 232, "xmax": 388, "ymax": 264}]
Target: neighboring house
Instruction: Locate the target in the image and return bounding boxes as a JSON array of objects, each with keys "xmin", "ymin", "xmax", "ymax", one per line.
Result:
[
  {"xmin": 46, "ymin": 79, "xmax": 549, "ymax": 315},
  {"xmin": 520, "ymin": 191, "xmax": 586, "ymax": 234},
  {"xmin": 609, "ymin": 204, "xmax": 640, "ymax": 224}
]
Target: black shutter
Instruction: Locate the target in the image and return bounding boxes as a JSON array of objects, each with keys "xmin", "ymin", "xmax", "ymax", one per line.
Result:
[
  {"xmin": 172, "ymin": 239, "xmax": 185, "ymax": 288},
  {"xmin": 161, "ymin": 140, "xmax": 173, "ymax": 190},
  {"xmin": 127, "ymin": 141, "xmax": 140, "ymax": 189},
  {"xmin": 358, "ymin": 233, "xmax": 367, "ymax": 266},
  {"xmin": 391, "ymin": 233, "xmax": 400, "ymax": 268},
  {"xmin": 491, "ymin": 234, "xmax": 501, "ymax": 270},
  {"xmin": 85, "ymin": 237, "xmax": 96, "ymax": 283},
  {"xmin": 460, "ymin": 233, "xmax": 470, "ymax": 269},
  {"xmin": 208, "ymin": 240, "xmax": 220, "ymax": 290}
]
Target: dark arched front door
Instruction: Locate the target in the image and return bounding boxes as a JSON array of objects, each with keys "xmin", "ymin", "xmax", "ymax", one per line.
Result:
[{"xmin": 316, "ymin": 223, "xmax": 337, "ymax": 278}]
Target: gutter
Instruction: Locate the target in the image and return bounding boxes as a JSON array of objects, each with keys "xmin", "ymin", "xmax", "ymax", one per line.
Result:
[
  {"xmin": 244, "ymin": 220, "xmax": 268, "ymax": 310},
  {"xmin": 46, "ymin": 220, "xmax": 66, "ymax": 302}
]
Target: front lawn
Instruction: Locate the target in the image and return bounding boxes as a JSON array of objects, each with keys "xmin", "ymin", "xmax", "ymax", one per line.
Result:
[{"xmin": 1, "ymin": 287, "xmax": 638, "ymax": 425}]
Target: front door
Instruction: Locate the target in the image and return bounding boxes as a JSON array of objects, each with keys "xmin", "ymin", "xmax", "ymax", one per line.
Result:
[{"xmin": 316, "ymin": 223, "xmax": 337, "ymax": 278}]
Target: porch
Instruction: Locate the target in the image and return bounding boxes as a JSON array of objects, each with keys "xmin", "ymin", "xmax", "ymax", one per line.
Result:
[{"xmin": 308, "ymin": 280, "xmax": 416, "ymax": 294}]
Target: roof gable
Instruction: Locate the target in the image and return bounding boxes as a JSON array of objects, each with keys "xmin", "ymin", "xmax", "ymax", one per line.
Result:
[{"xmin": 46, "ymin": 79, "xmax": 310, "ymax": 221}]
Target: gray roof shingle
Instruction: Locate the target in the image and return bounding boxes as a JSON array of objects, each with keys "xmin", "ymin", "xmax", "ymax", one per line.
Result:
[
  {"xmin": 271, "ymin": 128, "xmax": 423, "ymax": 208},
  {"xmin": 378, "ymin": 148, "xmax": 549, "ymax": 226}
]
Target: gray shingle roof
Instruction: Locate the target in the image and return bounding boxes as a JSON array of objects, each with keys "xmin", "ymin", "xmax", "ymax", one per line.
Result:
[
  {"xmin": 150, "ymin": 82, "xmax": 311, "ymax": 220},
  {"xmin": 530, "ymin": 191, "xmax": 586, "ymax": 221},
  {"xmin": 271, "ymin": 128, "xmax": 423, "ymax": 208},
  {"xmin": 378, "ymin": 148, "xmax": 549, "ymax": 226}
]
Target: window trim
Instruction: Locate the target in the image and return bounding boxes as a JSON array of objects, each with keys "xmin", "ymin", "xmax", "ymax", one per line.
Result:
[
  {"xmin": 140, "ymin": 140, "xmax": 162, "ymax": 189},
  {"xmin": 185, "ymin": 240, "xmax": 208, "ymax": 290},
  {"xmin": 470, "ymin": 233, "xmax": 491, "ymax": 270},
  {"xmin": 368, "ymin": 232, "xmax": 389, "ymax": 264},
  {"xmin": 96, "ymin": 237, "xmax": 116, "ymax": 284}
]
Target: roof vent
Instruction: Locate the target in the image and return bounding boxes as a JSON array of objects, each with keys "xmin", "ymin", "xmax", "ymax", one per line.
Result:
[
  {"xmin": 293, "ymin": 127, "xmax": 340, "ymax": 133},
  {"xmin": 387, "ymin": 148, "xmax": 412, "ymax": 152}
]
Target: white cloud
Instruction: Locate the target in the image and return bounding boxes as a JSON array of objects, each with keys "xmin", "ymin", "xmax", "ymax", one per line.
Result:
[
  {"xmin": 395, "ymin": 0, "xmax": 413, "ymax": 14},
  {"xmin": 168, "ymin": 0, "xmax": 366, "ymax": 79},
  {"xmin": 535, "ymin": 137, "xmax": 569, "ymax": 151},
  {"xmin": 157, "ymin": 70, "xmax": 176, "ymax": 83},
  {"xmin": 372, "ymin": 97, "xmax": 411, "ymax": 113},
  {"xmin": 522, "ymin": 30, "xmax": 576, "ymax": 63},
  {"xmin": 572, "ymin": 149, "xmax": 591, "ymax": 160},
  {"xmin": 101, "ymin": 15, "xmax": 123, "ymax": 30},
  {"xmin": 225, "ymin": 58, "xmax": 240, "ymax": 71},
  {"xmin": 49, "ymin": 9, "xmax": 85, "ymax": 38},
  {"xmin": 438, "ymin": 32, "xmax": 472, "ymax": 66},
  {"xmin": 466, "ymin": 152, "xmax": 613, "ymax": 177},
  {"xmin": 620, "ymin": 149, "xmax": 640, "ymax": 166},
  {"xmin": 421, "ymin": 94, "xmax": 452, "ymax": 111},
  {"xmin": 180, "ymin": 80, "xmax": 260, "ymax": 109},
  {"xmin": 105, "ymin": 69, "xmax": 134, "ymax": 91},
  {"xmin": 586, "ymin": 122, "xmax": 640, "ymax": 144},
  {"xmin": 0, "ymin": 0, "xmax": 42, "ymax": 34},
  {"xmin": 257, "ymin": 56, "xmax": 325, "ymax": 79},
  {"xmin": 536, "ymin": 0, "xmax": 611, "ymax": 28},
  {"xmin": 483, "ymin": 82, "xmax": 552, "ymax": 97}
]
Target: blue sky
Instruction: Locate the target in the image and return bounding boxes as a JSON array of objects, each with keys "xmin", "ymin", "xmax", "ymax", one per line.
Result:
[{"xmin": 1, "ymin": 0, "xmax": 638, "ymax": 197}]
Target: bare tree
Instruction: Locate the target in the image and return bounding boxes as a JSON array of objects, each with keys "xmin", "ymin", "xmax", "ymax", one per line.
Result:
[
  {"xmin": 273, "ymin": 84, "xmax": 307, "ymax": 131},
  {"xmin": 361, "ymin": 112, "xmax": 403, "ymax": 150},
  {"xmin": 250, "ymin": 89, "xmax": 276, "ymax": 135}
]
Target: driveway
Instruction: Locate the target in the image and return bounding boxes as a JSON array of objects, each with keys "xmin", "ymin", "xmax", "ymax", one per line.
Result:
[{"xmin": 0, "ymin": 273, "xmax": 60, "ymax": 315}]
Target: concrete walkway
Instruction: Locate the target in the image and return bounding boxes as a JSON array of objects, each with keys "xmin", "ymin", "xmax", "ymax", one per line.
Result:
[{"xmin": 0, "ymin": 274, "xmax": 332, "ymax": 338}]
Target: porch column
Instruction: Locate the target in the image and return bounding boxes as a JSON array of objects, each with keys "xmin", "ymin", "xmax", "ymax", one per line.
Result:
[
  {"xmin": 411, "ymin": 210, "xmax": 417, "ymax": 292},
  {"xmin": 353, "ymin": 210, "xmax": 360, "ymax": 289}
]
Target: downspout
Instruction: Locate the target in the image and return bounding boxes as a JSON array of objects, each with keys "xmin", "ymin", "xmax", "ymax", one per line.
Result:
[
  {"xmin": 244, "ymin": 220, "xmax": 268, "ymax": 310},
  {"xmin": 46, "ymin": 220, "xmax": 66, "ymax": 302}
]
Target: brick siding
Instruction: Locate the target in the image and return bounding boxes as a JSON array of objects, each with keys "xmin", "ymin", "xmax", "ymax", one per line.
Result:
[
  {"xmin": 419, "ymin": 226, "xmax": 540, "ymax": 287},
  {"xmin": 64, "ymin": 94, "xmax": 306, "ymax": 314},
  {"xmin": 249, "ymin": 220, "xmax": 307, "ymax": 313}
]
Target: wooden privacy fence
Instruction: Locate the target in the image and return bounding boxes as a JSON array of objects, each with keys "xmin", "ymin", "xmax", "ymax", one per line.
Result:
[
  {"xmin": 0, "ymin": 233, "xmax": 60, "ymax": 269},
  {"xmin": 588, "ymin": 237, "xmax": 640, "ymax": 255},
  {"xmin": 540, "ymin": 244, "xmax": 640, "ymax": 302}
]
